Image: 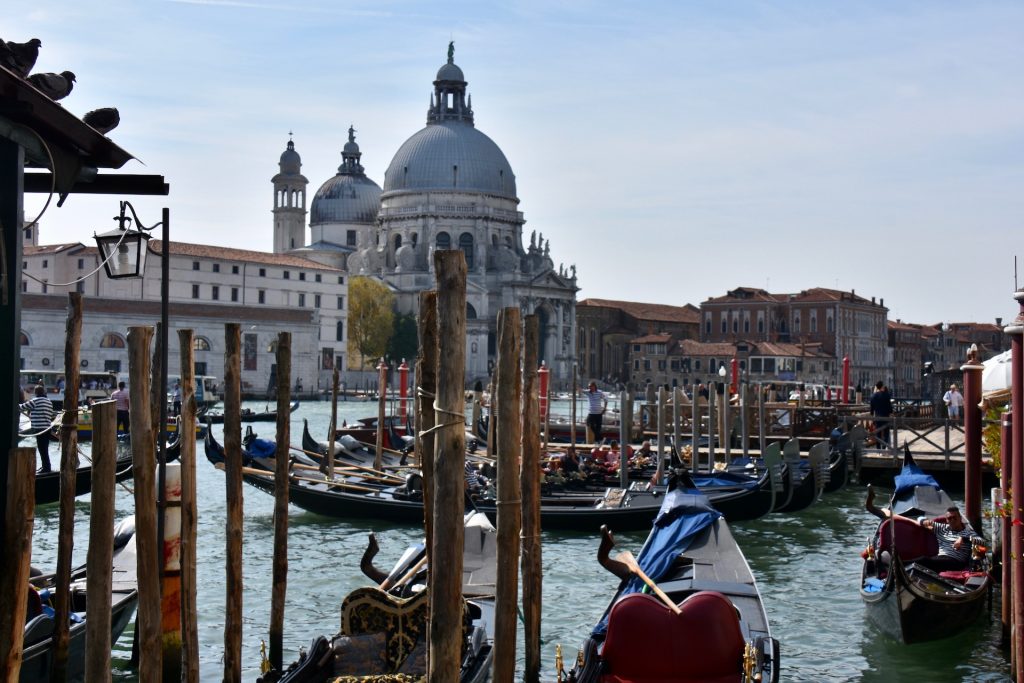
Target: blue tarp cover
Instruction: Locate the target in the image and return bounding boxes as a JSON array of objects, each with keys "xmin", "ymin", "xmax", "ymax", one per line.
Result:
[
  {"xmin": 247, "ymin": 438, "xmax": 277, "ymax": 458},
  {"xmin": 893, "ymin": 461, "xmax": 940, "ymax": 496},
  {"xmin": 593, "ymin": 487, "xmax": 721, "ymax": 635},
  {"xmin": 692, "ymin": 474, "xmax": 759, "ymax": 490}
]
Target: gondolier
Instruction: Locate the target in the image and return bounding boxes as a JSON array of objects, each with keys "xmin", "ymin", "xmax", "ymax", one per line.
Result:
[
  {"xmin": 21, "ymin": 385, "xmax": 55, "ymax": 473},
  {"xmin": 111, "ymin": 381, "xmax": 130, "ymax": 434},
  {"xmin": 585, "ymin": 381, "xmax": 607, "ymax": 443}
]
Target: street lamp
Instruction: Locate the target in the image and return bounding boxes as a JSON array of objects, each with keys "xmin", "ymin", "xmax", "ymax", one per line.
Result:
[{"xmin": 97, "ymin": 200, "xmax": 170, "ymax": 595}]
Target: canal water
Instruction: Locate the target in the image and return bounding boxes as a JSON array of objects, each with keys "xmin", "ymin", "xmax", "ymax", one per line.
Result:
[{"xmin": 28, "ymin": 399, "xmax": 1012, "ymax": 682}]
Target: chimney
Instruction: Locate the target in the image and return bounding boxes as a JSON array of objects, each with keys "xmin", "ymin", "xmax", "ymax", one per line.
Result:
[
  {"xmin": 997, "ymin": 317, "xmax": 1003, "ymax": 327},
  {"xmin": 880, "ymin": 298, "xmax": 884, "ymax": 307},
  {"xmin": 871, "ymin": 297, "xmax": 875, "ymax": 304}
]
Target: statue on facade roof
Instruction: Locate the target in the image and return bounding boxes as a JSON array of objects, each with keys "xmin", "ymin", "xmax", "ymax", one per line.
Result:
[
  {"xmin": 447, "ymin": 41, "xmax": 455, "ymax": 63},
  {"xmin": 570, "ymin": 264, "xmax": 576, "ymax": 278},
  {"xmin": 348, "ymin": 125, "xmax": 356, "ymax": 142},
  {"xmin": 544, "ymin": 239, "xmax": 550, "ymax": 256},
  {"xmin": 530, "ymin": 230, "xmax": 536, "ymax": 249}
]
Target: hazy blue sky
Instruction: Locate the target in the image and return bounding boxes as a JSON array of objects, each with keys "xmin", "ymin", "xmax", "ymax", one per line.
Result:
[{"xmin": 12, "ymin": 0, "xmax": 1023, "ymax": 326}]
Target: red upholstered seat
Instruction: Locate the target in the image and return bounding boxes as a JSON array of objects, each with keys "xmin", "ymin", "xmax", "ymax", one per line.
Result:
[
  {"xmin": 599, "ymin": 591, "xmax": 745, "ymax": 683},
  {"xmin": 877, "ymin": 517, "xmax": 938, "ymax": 561}
]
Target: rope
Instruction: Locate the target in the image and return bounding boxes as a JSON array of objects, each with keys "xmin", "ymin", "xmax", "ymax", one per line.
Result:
[
  {"xmin": 495, "ymin": 499, "xmax": 522, "ymax": 506},
  {"xmin": 416, "ymin": 398, "xmax": 466, "ymax": 438}
]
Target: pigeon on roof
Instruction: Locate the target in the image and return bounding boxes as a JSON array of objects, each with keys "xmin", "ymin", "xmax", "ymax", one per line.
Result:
[
  {"xmin": 27, "ymin": 70, "xmax": 76, "ymax": 101},
  {"xmin": 83, "ymin": 107, "xmax": 120, "ymax": 135},
  {"xmin": 0, "ymin": 37, "xmax": 42, "ymax": 78}
]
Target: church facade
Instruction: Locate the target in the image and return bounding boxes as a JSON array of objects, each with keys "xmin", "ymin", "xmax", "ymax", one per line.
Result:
[{"xmin": 276, "ymin": 47, "xmax": 578, "ymax": 384}]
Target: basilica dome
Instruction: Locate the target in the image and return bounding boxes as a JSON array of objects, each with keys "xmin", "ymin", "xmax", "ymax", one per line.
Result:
[
  {"xmin": 310, "ymin": 128, "xmax": 382, "ymax": 225},
  {"xmin": 383, "ymin": 122, "xmax": 516, "ymax": 200}
]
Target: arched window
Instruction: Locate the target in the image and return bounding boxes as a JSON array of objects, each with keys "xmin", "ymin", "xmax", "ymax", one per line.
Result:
[
  {"xmin": 436, "ymin": 231, "xmax": 451, "ymax": 249},
  {"xmin": 459, "ymin": 233, "xmax": 474, "ymax": 269},
  {"xmin": 393, "ymin": 234, "xmax": 402, "ymax": 251},
  {"xmin": 466, "ymin": 303, "xmax": 477, "ymax": 319},
  {"xmin": 100, "ymin": 332, "xmax": 126, "ymax": 348},
  {"xmin": 20, "ymin": 331, "xmax": 29, "ymax": 346},
  {"xmin": 411, "ymin": 232, "xmax": 418, "ymax": 248},
  {"xmin": 193, "ymin": 337, "xmax": 211, "ymax": 351}
]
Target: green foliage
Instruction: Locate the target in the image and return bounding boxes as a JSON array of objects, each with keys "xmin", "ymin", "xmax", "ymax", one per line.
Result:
[
  {"xmin": 983, "ymin": 404, "xmax": 1007, "ymax": 472},
  {"xmin": 348, "ymin": 277, "xmax": 394, "ymax": 368},
  {"xmin": 387, "ymin": 312, "xmax": 418, "ymax": 363}
]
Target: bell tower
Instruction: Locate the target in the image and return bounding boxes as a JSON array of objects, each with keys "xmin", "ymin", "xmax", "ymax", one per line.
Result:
[{"xmin": 272, "ymin": 135, "xmax": 308, "ymax": 253}]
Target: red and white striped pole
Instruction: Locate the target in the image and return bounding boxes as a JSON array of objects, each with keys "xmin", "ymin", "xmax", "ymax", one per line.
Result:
[
  {"xmin": 538, "ymin": 361, "xmax": 550, "ymax": 421},
  {"xmin": 398, "ymin": 360, "xmax": 409, "ymax": 422}
]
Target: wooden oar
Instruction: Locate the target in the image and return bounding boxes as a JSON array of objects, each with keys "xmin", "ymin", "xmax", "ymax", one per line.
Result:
[
  {"xmin": 216, "ymin": 462, "xmax": 381, "ymax": 493},
  {"xmin": 380, "ymin": 555, "xmax": 428, "ymax": 591},
  {"xmin": 287, "ymin": 459, "xmax": 404, "ymax": 484},
  {"xmin": 615, "ymin": 551, "xmax": 681, "ymax": 615},
  {"xmin": 289, "ymin": 445, "xmax": 407, "ymax": 478}
]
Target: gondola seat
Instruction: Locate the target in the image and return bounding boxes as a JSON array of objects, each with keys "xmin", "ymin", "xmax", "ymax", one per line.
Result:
[
  {"xmin": 877, "ymin": 516, "xmax": 938, "ymax": 561},
  {"xmin": 599, "ymin": 591, "xmax": 746, "ymax": 683}
]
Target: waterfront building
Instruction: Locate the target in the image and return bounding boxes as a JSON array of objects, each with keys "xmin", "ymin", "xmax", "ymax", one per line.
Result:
[
  {"xmin": 20, "ymin": 237, "xmax": 345, "ymax": 396},
  {"xmin": 285, "ymin": 47, "xmax": 578, "ymax": 384}
]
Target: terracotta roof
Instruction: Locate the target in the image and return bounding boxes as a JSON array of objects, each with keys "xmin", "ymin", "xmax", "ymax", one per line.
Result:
[
  {"xmin": 24, "ymin": 243, "xmax": 82, "ymax": 255},
  {"xmin": 578, "ymin": 298, "xmax": 699, "ymax": 324},
  {"xmin": 703, "ymin": 287, "xmax": 780, "ymax": 304},
  {"xmin": 887, "ymin": 320, "xmax": 919, "ymax": 331},
  {"xmin": 630, "ymin": 333, "xmax": 672, "ymax": 344},
  {"xmin": 753, "ymin": 341, "xmax": 830, "ymax": 358},
  {"xmin": 149, "ymin": 240, "xmax": 342, "ymax": 271},
  {"xmin": 787, "ymin": 287, "xmax": 883, "ymax": 306},
  {"xmin": 674, "ymin": 339, "xmax": 737, "ymax": 356}
]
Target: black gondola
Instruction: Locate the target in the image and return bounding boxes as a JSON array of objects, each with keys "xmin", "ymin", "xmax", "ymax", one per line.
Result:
[
  {"xmin": 300, "ymin": 419, "xmax": 404, "ymax": 468},
  {"xmin": 203, "ymin": 400, "xmax": 300, "ymax": 424},
  {"xmin": 859, "ymin": 445, "xmax": 991, "ymax": 643},
  {"xmin": 824, "ymin": 424, "xmax": 866, "ymax": 493},
  {"xmin": 21, "ymin": 518, "xmax": 139, "ymax": 681},
  {"xmin": 261, "ymin": 512, "xmax": 495, "ymax": 683},
  {"xmin": 564, "ymin": 471, "xmax": 780, "ymax": 682},
  {"xmin": 205, "ymin": 430, "xmax": 777, "ymax": 531}
]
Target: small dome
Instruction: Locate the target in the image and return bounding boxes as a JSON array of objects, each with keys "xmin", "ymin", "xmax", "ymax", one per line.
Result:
[
  {"xmin": 383, "ymin": 121, "xmax": 516, "ymax": 199},
  {"xmin": 343, "ymin": 139, "xmax": 360, "ymax": 154},
  {"xmin": 436, "ymin": 62, "xmax": 465, "ymax": 83},
  {"xmin": 279, "ymin": 140, "xmax": 301, "ymax": 174},
  {"xmin": 310, "ymin": 174, "xmax": 381, "ymax": 225}
]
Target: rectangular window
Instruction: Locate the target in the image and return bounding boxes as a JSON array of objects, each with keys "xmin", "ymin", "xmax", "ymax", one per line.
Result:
[
  {"xmin": 751, "ymin": 358, "xmax": 763, "ymax": 373},
  {"xmin": 243, "ymin": 333, "xmax": 257, "ymax": 371},
  {"xmin": 104, "ymin": 359, "xmax": 122, "ymax": 373},
  {"xmin": 337, "ymin": 296, "xmax": 344, "ymax": 309},
  {"xmin": 259, "ymin": 268, "xmax": 266, "ymax": 277},
  {"xmin": 298, "ymin": 293, "xmax": 306, "ymax": 307},
  {"xmin": 657, "ymin": 360, "xmax": 666, "ymax": 371},
  {"xmin": 213, "ymin": 263, "xmax": 220, "ymax": 273},
  {"xmin": 338, "ymin": 276, "xmax": 344, "ymax": 285},
  {"xmin": 315, "ymin": 274, "xmax": 322, "ymax": 283},
  {"xmin": 42, "ymin": 259, "xmax": 48, "ymax": 268},
  {"xmin": 314, "ymin": 294, "xmax": 321, "ymax": 308},
  {"xmin": 283, "ymin": 271, "xmax": 290, "ymax": 280},
  {"xmin": 644, "ymin": 359, "xmax": 651, "ymax": 371},
  {"xmin": 192, "ymin": 284, "xmax": 200, "ymax": 299},
  {"xmin": 77, "ymin": 258, "xmax": 84, "ymax": 269},
  {"xmin": 347, "ymin": 230, "xmax": 357, "ymax": 246},
  {"xmin": 633, "ymin": 359, "xmax": 640, "ymax": 370},
  {"xmin": 231, "ymin": 287, "xmax": 239, "ymax": 302},
  {"xmin": 232, "ymin": 265, "xmax": 239, "ymax": 275},
  {"xmin": 193, "ymin": 261, "xmax": 200, "ymax": 271},
  {"xmin": 299, "ymin": 272, "xmax": 306, "ymax": 281},
  {"xmin": 258, "ymin": 290, "xmax": 266, "ymax": 304},
  {"xmin": 212, "ymin": 285, "xmax": 220, "ymax": 301}
]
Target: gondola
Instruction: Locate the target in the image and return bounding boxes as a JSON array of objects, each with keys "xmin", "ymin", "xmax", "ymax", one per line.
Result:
[
  {"xmin": 206, "ymin": 430, "xmax": 777, "ymax": 531},
  {"xmin": 203, "ymin": 400, "xmax": 300, "ymax": 424},
  {"xmin": 21, "ymin": 517, "xmax": 139, "ymax": 681},
  {"xmin": 824, "ymin": 424, "xmax": 866, "ymax": 493},
  {"xmin": 333, "ymin": 414, "xmax": 412, "ymax": 451},
  {"xmin": 301, "ymin": 419, "xmax": 406, "ymax": 468},
  {"xmin": 260, "ymin": 512, "xmax": 495, "ymax": 682},
  {"xmin": 34, "ymin": 435, "xmax": 182, "ymax": 506},
  {"xmin": 859, "ymin": 445, "xmax": 991, "ymax": 643},
  {"xmin": 774, "ymin": 440, "xmax": 828, "ymax": 513},
  {"xmin": 563, "ymin": 471, "xmax": 780, "ymax": 682}
]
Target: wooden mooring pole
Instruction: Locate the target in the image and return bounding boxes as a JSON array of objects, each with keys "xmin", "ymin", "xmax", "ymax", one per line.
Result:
[
  {"xmin": 493, "ymin": 308, "xmax": 522, "ymax": 682},
  {"xmin": 328, "ymin": 367, "xmax": 338, "ymax": 481},
  {"xmin": 428, "ymin": 251, "xmax": 467, "ymax": 682},
  {"xmin": 270, "ymin": 332, "xmax": 291, "ymax": 672},
  {"xmin": 85, "ymin": 401, "xmax": 116, "ymax": 683},
  {"xmin": 53, "ymin": 291, "xmax": 82, "ymax": 681},
  {"xmin": 1002, "ymin": 411, "xmax": 1012, "ymax": 643},
  {"xmin": 416, "ymin": 291, "xmax": 438, "ymax": 564},
  {"xmin": 0, "ymin": 448, "xmax": 34, "ymax": 683},
  {"xmin": 177, "ymin": 329, "xmax": 200, "ymax": 683},
  {"xmin": 223, "ymin": 323, "xmax": 243, "ymax": 683},
  {"xmin": 521, "ymin": 315, "xmax": 542, "ymax": 683},
  {"xmin": 128, "ymin": 326, "xmax": 162, "ymax": 680}
]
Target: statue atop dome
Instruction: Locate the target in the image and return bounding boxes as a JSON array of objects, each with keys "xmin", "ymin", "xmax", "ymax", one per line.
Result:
[
  {"xmin": 348, "ymin": 125, "xmax": 356, "ymax": 143},
  {"xmin": 448, "ymin": 41, "xmax": 454, "ymax": 63}
]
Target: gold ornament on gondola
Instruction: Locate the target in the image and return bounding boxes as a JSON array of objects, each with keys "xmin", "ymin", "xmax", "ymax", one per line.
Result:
[
  {"xmin": 259, "ymin": 639, "xmax": 270, "ymax": 674},
  {"xmin": 555, "ymin": 643, "xmax": 564, "ymax": 682},
  {"xmin": 742, "ymin": 640, "xmax": 757, "ymax": 682}
]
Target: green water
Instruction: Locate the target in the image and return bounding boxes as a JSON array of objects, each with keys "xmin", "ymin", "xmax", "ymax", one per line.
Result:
[{"xmin": 28, "ymin": 399, "xmax": 1012, "ymax": 682}]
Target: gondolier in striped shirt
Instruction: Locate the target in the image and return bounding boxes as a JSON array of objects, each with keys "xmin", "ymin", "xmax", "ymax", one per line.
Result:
[
  {"xmin": 585, "ymin": 381, "xmax": 607, "ymax": 443},
  {"xmin": 20, "ymin": 384, "xmax": 55, "ymax": 473}
]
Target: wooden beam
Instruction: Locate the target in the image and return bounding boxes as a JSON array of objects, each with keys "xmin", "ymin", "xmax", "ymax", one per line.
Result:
[{"xmin": 23, "ymin": 172, "xmax": 168, "ymax": 196}]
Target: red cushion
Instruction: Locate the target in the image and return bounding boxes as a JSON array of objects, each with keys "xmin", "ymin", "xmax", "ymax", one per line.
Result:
[
  {"xmin": 599, "ymin": 591, "xmax": 744, "ymax": 683},
  {"xmin": 877, "ymin": 517, "xmax": 938, "ymax": 561}
]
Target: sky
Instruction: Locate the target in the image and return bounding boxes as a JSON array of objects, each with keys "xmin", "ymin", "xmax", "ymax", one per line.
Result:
[{"xmin": 11, "ymin": 0, "xmax": 1024, "ymax": 326}]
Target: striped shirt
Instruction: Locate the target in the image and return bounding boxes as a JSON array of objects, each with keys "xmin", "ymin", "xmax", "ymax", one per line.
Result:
[
  {"xmin": 932, "ymin": 521, "xmax": 979, "ymax": 564},
  {"xmin": 586, "ymin": 389, "xmax": 605, "ymax": 415},
  {"xmin": 21, "ymin": 396, "xmax": 55, "ymax": 430},
  {"xmin": 111, "ymin": 388, "xmax": 130, "ymax": 412}
]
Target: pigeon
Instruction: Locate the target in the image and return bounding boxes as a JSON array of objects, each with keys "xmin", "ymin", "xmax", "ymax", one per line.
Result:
[
  {"xmin": 0, "ymin": 37, "xmax": 41, "ymax": 78},
  {"xmin": 83, "ymin": 107, "xmax": 120, "ymax": 135},
  {"xmin": 27, "ymin": 70, "xmax": 75, "ymax": 101}
]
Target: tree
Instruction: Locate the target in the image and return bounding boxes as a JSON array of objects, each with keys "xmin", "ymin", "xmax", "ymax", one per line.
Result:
[
  {"xmin": 387, "ymin": 312, "xmax": 418, "ymax": 363},
  {"xmin": 348, "ymin": 277, "xmax": 394, "ymax": 368}
]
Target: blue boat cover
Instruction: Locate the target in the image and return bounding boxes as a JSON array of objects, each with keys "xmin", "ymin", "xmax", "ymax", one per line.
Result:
[
  {"xmin": 691, "ymin": 474, "xmax": 759, "ymax": 490},
  {"xmin": 893, "ymin": 461, "xmax": 940, "ymax": 497},
  {"xmin": 593, "ymin": 487, "xmax": 721, "ymax": 635},
  {"xmin": 247, "ymin": 438, "xmax": 278, "ymax": 458}
]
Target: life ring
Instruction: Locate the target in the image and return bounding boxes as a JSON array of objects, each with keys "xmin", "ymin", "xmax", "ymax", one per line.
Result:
[
  {"xmin": 42, "ymin": 358, "xmax": 50, "ymax": 366},
  {"xmin": 81, "ymin": 359, "xmax": 89, "ymax": 367}
]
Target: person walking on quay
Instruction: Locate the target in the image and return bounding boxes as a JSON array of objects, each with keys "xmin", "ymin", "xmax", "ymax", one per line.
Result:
[
  {"xmin": 20, "ymin": 385, "xmax": 55, "ymax": 473},
  {"xmin": 943, "ymin": 383, "xmax": 964, "ymax": 421},
  {"xmin": 111, "ymin": 381, "xmax": 131, "ymax": 434},
  {"xmin": 869, "ymin": 381, "xmax": 893, "ymax": 449},
  {"xmin": 585, "ymin": 380, "xmax": 607, "ymax": 443},
  {"xmin": 172, "ymin": 380, "xmax": 182, "ymax": 416}
]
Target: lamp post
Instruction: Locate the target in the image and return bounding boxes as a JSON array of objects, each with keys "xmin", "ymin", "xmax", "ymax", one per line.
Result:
[{"xmin": 95, "ymin": 200, "xmax": 170, "ymax": 586}]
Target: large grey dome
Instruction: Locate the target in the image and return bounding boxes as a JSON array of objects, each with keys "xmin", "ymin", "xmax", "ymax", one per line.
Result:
[
  {"xmin": 310, "ymin": 174, "xmax": 381, "ymax": 225},
  {"xmin": 382, "ymin": 121, "xmax": 517, "ymax": 199}
]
